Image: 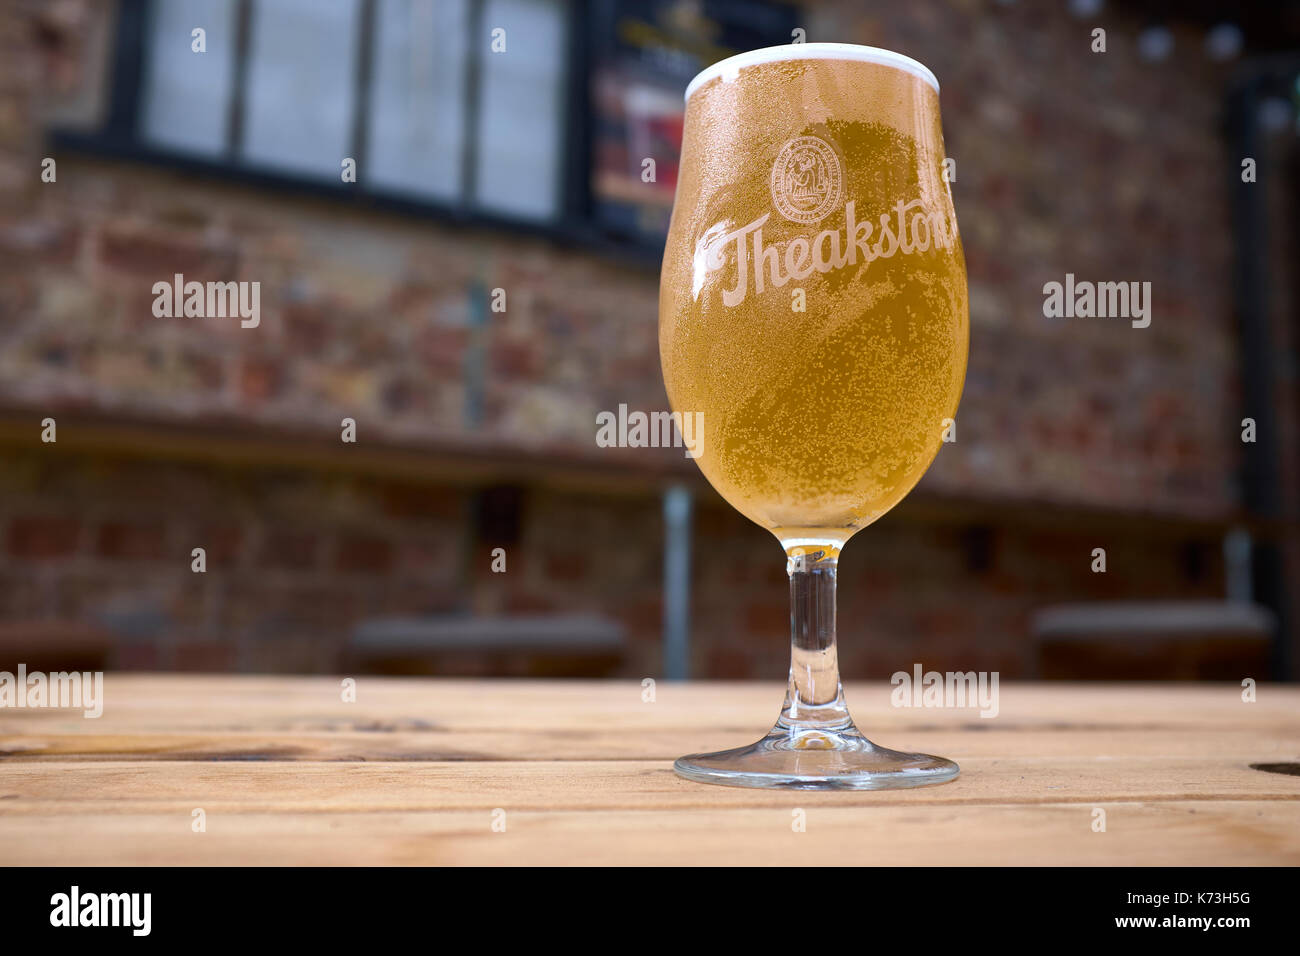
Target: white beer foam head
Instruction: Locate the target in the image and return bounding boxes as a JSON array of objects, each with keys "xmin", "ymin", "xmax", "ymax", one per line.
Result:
[{"xmin": 685, "ymin": 42, "xmax": 940, "ymax": 101}]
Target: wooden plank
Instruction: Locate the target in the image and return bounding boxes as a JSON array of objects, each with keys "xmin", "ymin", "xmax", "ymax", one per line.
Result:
[
  {"xmin": 1, "ymin": 802, "xmax": 1296, "ymax": 866},
  {"xmin": 1, "ymin": 676, "xmax": 1296, "ymax": 732},
  {"xmin": 1, "ymin": 758, "xmax": 1297, "ymax": 812},
  {"xmin": 1, "ymin": 727, "xmax": 1298, "ymax": 762},
  {"xmin": 1, "ymin": 677, "xmax": 1297, "ymax": 865}
]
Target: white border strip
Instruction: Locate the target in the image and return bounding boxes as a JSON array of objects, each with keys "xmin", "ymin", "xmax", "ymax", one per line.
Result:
[{"xmin": 685, "ymin": 42, "xmax": 940, "ymax": 101}]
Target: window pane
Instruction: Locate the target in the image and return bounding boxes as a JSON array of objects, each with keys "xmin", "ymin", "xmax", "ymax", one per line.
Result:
[
  {"xmin": 367, "ymin": 0, "xmax": 470, "ymax": 201},
  {"xmin": 240, "ymin": 0, "xmax": 361, "ymax": 178},
  {"xmin": 473, "ymin": 0, "xmax": 567, "ymax": 220},
  {"xmin": 140, "ymin": 0, "xmax": 237, "ymax": 156}
]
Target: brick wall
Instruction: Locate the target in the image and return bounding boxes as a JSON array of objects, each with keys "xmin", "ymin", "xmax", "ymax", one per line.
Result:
[
  {"xmin": 825, "ymin": 1, "xmax": 1243, "ymax": 517},
  {"xmin": 2, "ymin": 1, "xmax": 1253, "ymax": 513},
  {"xmin": 0, "ymin": 1, "xmax": 1293, "ymax": 677},
  {"xmin": 0, "ymin": 445, "xmax": 1225, "ymax": 678}
]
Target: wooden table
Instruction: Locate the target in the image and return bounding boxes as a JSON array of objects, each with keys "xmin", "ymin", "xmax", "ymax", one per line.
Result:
[{"xmin": 1, "ymin": 676, "xmax": 1297, "ymax": 865}]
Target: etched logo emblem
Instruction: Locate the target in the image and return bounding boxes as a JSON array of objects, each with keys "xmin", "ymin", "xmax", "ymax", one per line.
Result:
[{"xmin": 770, "ymin": 135, "xmax": 843, "ymax": 225}]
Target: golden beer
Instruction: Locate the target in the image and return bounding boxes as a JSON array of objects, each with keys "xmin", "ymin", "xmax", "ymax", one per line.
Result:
[
  {"xmin": 660, "ymin": 47, "xmax": 968, "ymax": 542},
  {"xmin": 661, "ymin": 45, "xmax": 966, "ymax": 790}
]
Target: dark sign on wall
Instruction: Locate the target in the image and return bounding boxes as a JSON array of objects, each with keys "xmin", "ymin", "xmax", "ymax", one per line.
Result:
[{"xmin": 588, "ymin": 0, "xmax": 800, "ymax": 244}]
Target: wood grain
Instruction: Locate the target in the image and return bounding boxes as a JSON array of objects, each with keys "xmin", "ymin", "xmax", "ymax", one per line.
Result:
[{"xmin": 0, "ymin": 676, "xmax": 1297, "ymax": 865}]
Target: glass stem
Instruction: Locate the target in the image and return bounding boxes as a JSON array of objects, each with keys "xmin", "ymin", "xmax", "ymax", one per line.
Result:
[{"xmin": 778, "ymin": 544, "xmax": 853, "ymax": 733}]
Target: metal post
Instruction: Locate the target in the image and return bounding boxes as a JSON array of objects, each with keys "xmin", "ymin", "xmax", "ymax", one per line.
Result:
[
  {"xmin": 1224, "ymin": 527, "xmax": 1254, "ymax": 605},
  {"xmin": 662, "ymin": 484, "xmax": 692, "ymax": 680}
]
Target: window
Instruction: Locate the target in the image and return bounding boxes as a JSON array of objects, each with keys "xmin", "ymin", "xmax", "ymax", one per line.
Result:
[
  {"xmin": 63, "ymin": 0, "xmax": 797, "ymax": 250},
  {"xmin": 136, "ymin": 0, "xmax": 569, "ymax": 221},
  {"xmin": 139, "ymin": 0, "xmax": 237, "ymax": 156},
  {"xmin": 366, "ymin": 0, "xmax": 470, "ymax": 202},
  {"xmin": 239, "ymin": 0, "xmax": 363, "ymax": 178}
]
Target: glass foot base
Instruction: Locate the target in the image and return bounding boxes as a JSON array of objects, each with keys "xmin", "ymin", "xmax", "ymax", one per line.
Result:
[{"xmin": 674, "ymin": 724, "xmax": 959, "ymax": 791}]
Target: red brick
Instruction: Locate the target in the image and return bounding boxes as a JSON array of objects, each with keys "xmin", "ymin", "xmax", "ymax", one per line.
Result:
[
  {"xmin": 97, "ymin": 227, "xmax": 237, "ymax": 278},
  {"xmin": 238, "ymin": 357, "xmax": 283, "ymax": 402},
  {"xmin": 7, "ymin": 516, "xmax": 80, "ymax": 559},
  {"xmin": 0, "ymin": 221, "xmax": 80, "ymax": 264},
  {"xmin": 491, "ymin": 339, "xmax": 539, "ymax": 379},
  {"xmin": 381, "ymin": 378, "xmax": 428, "ymax": 416},
  {"xmin": 415, "ymin": 326, "xmax": 467, "ymax": 373},
  {"xmin": 113, "ymin": 643, "xmax": 161, "ymax": 670},
  {"xmin": 196, "ymin": 525, "xmax": 242, "ymax": 567},
  {"xmin": 183, "ymin": 351, "xmax": 225, "ymax": 391},
  {"xmin": 386, "ymin": 282, "xmax": 437, "ymax": 313},
  {"xmin": 258, "ymin": 531, "xmax": 318, "ymax": 570},
  {"xmin": 283, "ymin": 303, "xmax": 331, "ymax": 355},
  {"xmin": 96, "ymin": 521, "xmax": 166, "ymax": 561},
  {"xmin": 621, "ymin": 597, "xmax": 662, "ymax": 631},
  {"xmin": 380, "ymin": 483, "xmax": 466, "ymax": 520},
  {"xmin": 334, "ymin": 534, "xmax": 393, "ymax": 573},
  {"xmin": 544, "ymin": 551, "xmax": 588, "ymax": 582}
]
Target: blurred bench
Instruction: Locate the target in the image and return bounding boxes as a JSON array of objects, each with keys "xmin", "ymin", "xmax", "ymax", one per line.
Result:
[
  {"xmin": 1032, "ymin": 601, "xmax": 1274, "ymax": 679},
  {"xmin": 347, "ymin": 614, "xmax": 626, "ymax": 677}
]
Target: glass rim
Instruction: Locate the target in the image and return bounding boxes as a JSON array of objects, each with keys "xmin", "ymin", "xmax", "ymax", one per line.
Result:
[{"xmin": 684, "ymin": 42, "xmax": 940, "ymax": 101}]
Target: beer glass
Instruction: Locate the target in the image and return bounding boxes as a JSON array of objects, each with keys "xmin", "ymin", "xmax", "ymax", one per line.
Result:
[{"xmin": 660, "ymin": 43, "xmax": 968, "ymax": 789}]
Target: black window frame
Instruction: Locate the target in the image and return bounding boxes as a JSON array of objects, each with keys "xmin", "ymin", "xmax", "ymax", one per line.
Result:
[
  {"xmin": 52, "ymin": 0, "xmax": 652, "ymax": 263},
  {"xmin": 50, "ymin": 0, "xmax": 798, "ymax": 268}
]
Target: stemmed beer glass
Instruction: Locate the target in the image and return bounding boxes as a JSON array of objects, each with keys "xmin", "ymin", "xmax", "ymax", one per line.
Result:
[{"xmin": 660, "ymin": 43, "xmax": 969, "ymax": 789}]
